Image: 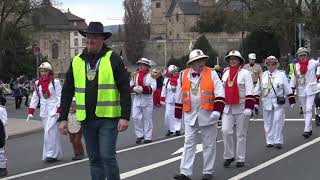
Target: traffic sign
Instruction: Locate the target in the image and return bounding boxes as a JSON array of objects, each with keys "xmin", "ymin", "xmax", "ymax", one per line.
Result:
[{"xmin": 34, "ymin": 47, "xmax": 40, "ymax": 55}]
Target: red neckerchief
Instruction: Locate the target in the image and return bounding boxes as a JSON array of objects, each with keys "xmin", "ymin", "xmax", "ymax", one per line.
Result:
[
  {"xmin": 137, "ymin": 69, "xmax": 149, "ymax": 86},
  {"xmin": 169, "ymin": 74, "xmax": 179, "ymax": 86},
  {"xmin": 39, "ymin": 75, "xmax": 54, "ymax": 98},
  {"xmin": 298, "ymin": 58, "xmax": 309, "ymax": 74},
  {"xmin": 225, "ymin": 64, "xmax": 241, "ymax": 105}
]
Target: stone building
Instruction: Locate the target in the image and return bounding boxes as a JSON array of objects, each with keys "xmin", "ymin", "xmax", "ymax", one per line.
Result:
[
  {"xmin": 150, "ymin": 0, "xmax": 215, "ymax": 40},
  {"xmin": 144, "ymin": 0, "xmax": 246, "ymax": 66},
  {"xmin": 31, "ymin": 0, "xmax": 86, "ymax": 78}
]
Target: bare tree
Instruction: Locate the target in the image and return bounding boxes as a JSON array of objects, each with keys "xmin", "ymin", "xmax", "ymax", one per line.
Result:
[{"xmin": 123, "ymin": 0, "xmax": 151, "ymax": 64}]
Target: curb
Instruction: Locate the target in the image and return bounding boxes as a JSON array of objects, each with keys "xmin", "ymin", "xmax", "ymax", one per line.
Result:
[{"xmin": 8, "ymin": 127, "xmax": 43, "ymax": 140}]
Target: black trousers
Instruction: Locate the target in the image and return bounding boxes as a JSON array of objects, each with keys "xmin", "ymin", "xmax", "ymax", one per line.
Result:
[{"xmin": 15, "ymin": 96, "xmax": 22, "ymax": 109}]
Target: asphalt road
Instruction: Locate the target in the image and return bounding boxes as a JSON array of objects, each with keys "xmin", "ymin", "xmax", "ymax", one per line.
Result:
[{"xmin": 3, "ymin": 97, "xmax": 320, "ymax": 180}]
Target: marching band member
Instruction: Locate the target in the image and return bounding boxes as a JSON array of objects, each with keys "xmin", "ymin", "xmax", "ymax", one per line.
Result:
[
  {"xmin": 221, "ymin": 50, "xmax": 254, "ymax": 168},
  {"xmin": 160, "ymin": 65, "xmax": 181, "ymax": 136},
  {"xmin": 290, "ymin": 47, "xmax": 320, "ymax": 138},
  {"xmin": 174, "ymin": 49, "xmax": 225, "ymax": 180},
  {"xmin": 130, "ymin": 58, "xmax": 157, "ymax": 144},
  {"xmin": 244, "ymin": 53, "xmax": 263, "ymax": 85},
  {"xmin": 254, "ymin": 56, "xmax": 295, "ymax": 149},
  {"xmin": 0, "ymin": 96, "xmax": 7, "ymax": 176},
  {"xmin": 27, "ymin": 62, "xmax": 63, "ymax": 162}
]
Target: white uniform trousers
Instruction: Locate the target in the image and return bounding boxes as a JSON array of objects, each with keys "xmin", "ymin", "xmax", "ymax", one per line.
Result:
[
  {"xmin": 164, "ymin": 103, "xmax": 181, "ymax": 132},
  {"xmin": 222, "ymin": 113, "xmax": 249, "ymax": 162},
  {"xmin": 299, "ymin": 94, "xmax": 316, "ymax": 132},
  {"xmin": 180, "ymin": 121, "xmax": 218, "ymax": 176},
  {"xmin": 132, "ymin": 104, "xmax": 154, "ymax": 140},
  {"xmin": 0, "ymin": 147, "xmax": 6, "ymax": 168},
  {"xmin": 263, "ymin": 106, "xmax": 285, "ymax": 145},
  {"xmin": 42, "ymin": 115, "xmax": 63, "ymax": 160}
]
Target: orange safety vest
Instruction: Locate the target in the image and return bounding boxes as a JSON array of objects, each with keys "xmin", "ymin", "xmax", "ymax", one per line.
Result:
[{"xmin": 181, "ymin": 67, "xmax": 215, "ymax": 112}]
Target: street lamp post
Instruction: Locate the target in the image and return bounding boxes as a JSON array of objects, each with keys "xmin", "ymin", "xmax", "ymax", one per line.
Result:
[{"xmin": 156, "ymin": 40, "xmax": 167, "ymax": 67}]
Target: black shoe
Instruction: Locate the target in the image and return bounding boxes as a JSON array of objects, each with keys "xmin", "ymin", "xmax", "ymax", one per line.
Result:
[
  {"xmin": 302, "ymin": 131, "xmax": 312, "ymax": 139},
  {"xmin": 0, "ymin": 168, "xmax": 7, "ymax": 177},
  {"xmin": 143, "ymin": 139, "xmax": 152, "ymax": 144},
  {"xmin": 223, "ymin": 157, "xmax": 235, "ymax": 167},
  {"xmin": 266, "ymin": 144, "xmax": 274, "ymax": 148},
  {"xmin": 136, "ymin": 137, "xmax": 144, "ymax": 144},
  {"xmin": 175, "ymin": 131, "xmax": 181, "ymax": 136},
  {"xmin": 316, "ymin": 116, "xmax": 320, "ymax": 126},
  {"xmin": 72, "ymin": 154, "xmax": 85, "ymax": 161},
  {"xmin": 174, "ymin": 174, "xmax": 191, "ymax": 180},
  {"xmin": 236, "ymin": 162, "xmax": 245, "ymax": 168},
  {"xmin": 300, "ymin": 107, "xmax": 304, "ymax": 115},
  {"xmin": 274, "ymin": 144, "xmax": 282, "ymax": 149},
  {"xmin": 166, "ymin": 131, "xmax": 173, "ymax": 137},
  {"xmin": 202, "ymin": 174, "xmax": 213, "ymax": 180},
  {"xmin": 45, "ymin": 157, "xmax": 57, "ymax": 163}
]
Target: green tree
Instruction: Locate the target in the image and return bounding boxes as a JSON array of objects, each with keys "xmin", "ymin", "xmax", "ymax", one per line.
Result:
[
  {"xmin": 193, "ymin": 35, "xmax": 219, "ymax": 68},
  {"xmin": 243, "ymin": 30, "xmax": 280, "ymax": 63}
]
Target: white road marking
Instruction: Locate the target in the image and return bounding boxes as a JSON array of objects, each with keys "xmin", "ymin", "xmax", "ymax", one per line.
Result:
[
  {"xmin": 228, "ymin": 136, "xmax": 320, "ymax": 180},
  {"xmin": 251, "ymin": 118, "xmax": 314, "ymax": 121},
  {"xmin": 2, "ymin": 135, "xmax": 185, "ymax": 179},
  {"xmin": 121, "ymin": 140, "xmax": 223, "ymax": 179}
]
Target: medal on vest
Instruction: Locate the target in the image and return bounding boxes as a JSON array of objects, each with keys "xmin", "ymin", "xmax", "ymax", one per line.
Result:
[
  {"xmin": 228, "ymin": 81, "xmax": 234, "ymax": 87},
  {"xmin": 86, "ymin": 58, "xmax": 101, "ymax": 81},
  {"xmin": 43, "ymin": 92, "xmax": 49, "ymax": 99},
  {"xmin": 227, "ymin": 67, "xmax": 240, "ymax": 88},
  {"xmin": 87, "ymin": 69, "xmax": 96, "ymax": 81},
  {"xmin": 298, "ymin": 75, "xmax": 305, "ymax": 85},
  {"xmin": 191, "ymin": 83, "xmax": 199, "ymax": 95}
]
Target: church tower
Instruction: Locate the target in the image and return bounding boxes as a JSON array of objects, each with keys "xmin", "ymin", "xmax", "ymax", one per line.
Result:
[{"xmin": 150, "ymin": 0, "xmax": 171, "ymax": 40}]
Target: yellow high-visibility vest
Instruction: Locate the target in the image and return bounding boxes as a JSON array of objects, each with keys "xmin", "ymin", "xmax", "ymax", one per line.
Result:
[
  {"xmin": 289, "ymin": 63, "xmax": 294, "ymax": 78},
  {"xmin": 72, "ymin": 50, "xmax": 121, "ymax": 121}
]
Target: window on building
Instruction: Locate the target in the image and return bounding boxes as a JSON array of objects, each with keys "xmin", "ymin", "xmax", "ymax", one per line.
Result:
[
  {"xmin": 74, "ymin": 39, "xmax": 79, "ymax": 46},
  {"xmin": 176, "ymin": 14, "xmax": 179, "ymax": 21},
  {"xmin": 176, "ymin": 33, "xmax": 180, "ymax": 39},
  {"xmin": 82, "ymin": 38, "xmax": 86, "ymax": 46},
  {"xmin": 156, "ymin": 2, "xmax": 161, "ymax": 8},
  {"xmin": 75, "ymin": 49, "xmax": 79, "ymax": 55},
  {"xmin": 74, "ymin": 31, "xmax": 78, "ymax": 36},
  {"xmin": 73, "ymin": 21, "xmax": 77, "ymax": 26},
  {"xmin": 169, "ymin": 31, "xmax": 172, "ymax": 36},
  {"xmin": 52, "ymin": 43, "xmax": 59, "ymax": 59}
]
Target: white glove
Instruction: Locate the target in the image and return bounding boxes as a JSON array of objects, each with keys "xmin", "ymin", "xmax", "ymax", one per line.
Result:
[
  {"xmin": 254, "ymin": 104, "xmax": 259, "ymax": 109},
  {"xmin": 290, "ymin": 103, "xmax": 295, "ymax": 108},
  {"xmin": 210, "ymin": 111, "xmax": 221, "ymax": 120},
  {"xmin": 244, "ymin": 109, "xmax": 252, "ymax": 116},
  {"xmin": 160, "ymin": 101, "xmax": 165, "ymax": 106},
  {"xmin": 26, "ymin": 114, "xmax": 33, "ymax": 122},
  {"xmin": 55, "ymin": 113, "xmax": 60, "ymax": 119},
  {"xmin": 133, "ymin": 86, "xmax": 143, "ymax": 94}
]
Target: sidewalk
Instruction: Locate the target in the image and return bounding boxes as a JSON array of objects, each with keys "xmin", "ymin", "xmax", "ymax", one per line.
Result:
[{"xmin": 7, "ymin": 118, "xmax": 43, "ymax": 139}]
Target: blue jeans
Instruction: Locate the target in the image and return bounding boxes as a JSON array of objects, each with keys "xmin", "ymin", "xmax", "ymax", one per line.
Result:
[{"xmin": 82, "ymin": 119, "xmax": 120, "ymax": 180}]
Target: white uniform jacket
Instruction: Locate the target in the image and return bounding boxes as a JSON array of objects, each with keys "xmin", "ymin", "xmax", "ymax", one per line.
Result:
[
  {"xmin": 29, "ymin": 79, "xmax": 62, "ymax": 117},
  {"xmin": 254, "ymin": 70, "xmax": 293, "ymax": 110},
  {"xmin": 0, "ymin": 106, "xmax": 7, "ymax": 126},
  {"xmin": 290, "ymin": 59, "xmax": 320, "ymax": 96},
  {"xmin": 161, "ymin": 77, "xmax": 177, "ymax": 105},
  {"xmin": 222, "ymin": 68, "xmax": 254, "ymax": 114},
  {"xmin": 130, "ymin": 73, "xmax": 157, "ymax": 107},
  {"xmin": 176, "ymin": 68, "xmax": 225, "ymax": 126}
]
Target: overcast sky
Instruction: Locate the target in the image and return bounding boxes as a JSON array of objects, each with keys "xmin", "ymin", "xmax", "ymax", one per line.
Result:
[{"xmin": 57, "ymin": 0, "xmax": 124, "ymax": 26}]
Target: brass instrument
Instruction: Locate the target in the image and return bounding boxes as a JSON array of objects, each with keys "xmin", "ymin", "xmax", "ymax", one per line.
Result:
[
  {"xmin": 130, "ymin": 71, "xmax": 138, "ymax": 81},
  {"xmin": 151, "ymin": 67, "xmax": 162, "ymax": 79}
]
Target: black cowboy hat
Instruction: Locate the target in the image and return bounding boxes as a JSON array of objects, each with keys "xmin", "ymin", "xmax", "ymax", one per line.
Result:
[{"xmin": 78, "ymin": 22, "xmax": 112, "ymax": 40}]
